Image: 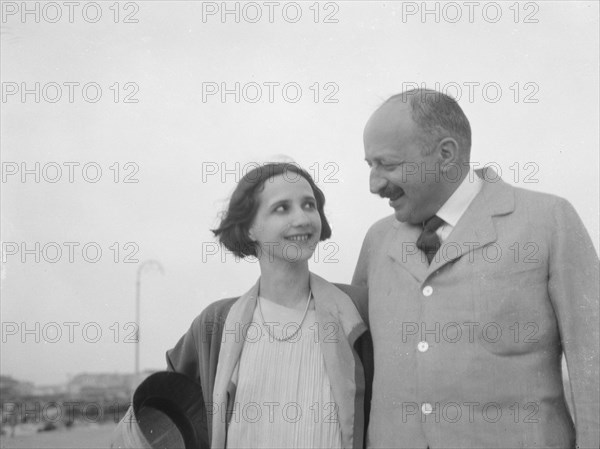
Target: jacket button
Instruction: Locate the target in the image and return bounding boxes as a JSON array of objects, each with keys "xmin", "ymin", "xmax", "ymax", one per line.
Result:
[
  {"xmin": 422, "ymin": 286, "xmax": 433, "ymax": 297},
  {"xmin": 417, "ymin": 341, "xmax": 429, "ymax": 352},
  {"xmin": 422, "ymin": 403, "xmax": 433, "ymax": 415}
]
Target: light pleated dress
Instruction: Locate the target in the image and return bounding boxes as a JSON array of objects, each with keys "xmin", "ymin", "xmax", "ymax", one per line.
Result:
[{"xmin": 226, "ymin": 295, "xmax": 342, "ymax": 449}]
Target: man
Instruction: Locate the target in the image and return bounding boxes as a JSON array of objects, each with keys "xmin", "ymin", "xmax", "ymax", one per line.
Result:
[{"xmin": 352, "ymin": 89, "xmax": 599, "ymax": 448}]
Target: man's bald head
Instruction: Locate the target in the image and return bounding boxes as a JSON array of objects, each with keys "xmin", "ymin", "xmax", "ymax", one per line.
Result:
[{"xmin": 376, "ymin": 89, "xmax": 472, "ymax": 160}]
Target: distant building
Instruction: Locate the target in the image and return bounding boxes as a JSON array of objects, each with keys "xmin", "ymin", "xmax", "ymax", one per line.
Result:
[
  {"xmin": 66, "ymin": 370, "xmax": 159, "ymax": 400},
  {"xmin": 31, "ymin": 384, "xmax": 66, "ymax": 396},
  {"xmin": 0, "ymin": 375, "xmax": 34, "ymax": 399}
]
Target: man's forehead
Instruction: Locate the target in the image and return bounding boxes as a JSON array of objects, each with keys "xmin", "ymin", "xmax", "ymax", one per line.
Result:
[
  {"xmin": 367, "ymin": 101, "xmax": 412, "ymax": 129},
  {"xmin": 364, "ymin": 101, "xmax": 415, "ymax": 143}
]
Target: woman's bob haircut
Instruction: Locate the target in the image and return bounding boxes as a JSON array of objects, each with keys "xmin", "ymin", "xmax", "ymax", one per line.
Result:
[{"xmin": 212, "ymin": 162, "xmax": 332, "ymax": 258}]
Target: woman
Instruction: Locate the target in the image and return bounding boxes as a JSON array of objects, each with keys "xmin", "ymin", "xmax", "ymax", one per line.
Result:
[{"xmin": 166, "ymin": 162, "xmax": 372, "ymax": 448}]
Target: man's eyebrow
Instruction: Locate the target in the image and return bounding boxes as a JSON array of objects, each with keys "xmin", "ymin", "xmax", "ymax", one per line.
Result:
[{"xmin": 365, "ymin": 156, "xmax": 405, "ymax": 164}]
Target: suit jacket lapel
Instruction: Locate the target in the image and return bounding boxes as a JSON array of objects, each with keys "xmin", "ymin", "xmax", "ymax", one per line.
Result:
[
  {"xmin": 427, "ymin": 170, "xmax": 515, "ymax": 276},
  {"xmin": 387, "ymin": 221, "xmax": 428, "ymax": 283}
]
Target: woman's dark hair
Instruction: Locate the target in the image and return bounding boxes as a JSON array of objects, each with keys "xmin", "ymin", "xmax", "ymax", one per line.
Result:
[{"xmin": 212, "ymin": 162, "xmax": 332, "ymax": 258}]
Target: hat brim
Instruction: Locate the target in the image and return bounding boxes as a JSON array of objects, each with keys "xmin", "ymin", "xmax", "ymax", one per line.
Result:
[{"xmin": 132, "ymin": 371, "xmax": 205, "ymax": 448}]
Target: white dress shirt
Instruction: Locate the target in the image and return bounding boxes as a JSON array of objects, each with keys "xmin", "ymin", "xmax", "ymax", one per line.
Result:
[{"xmin": 435, "ymin": 171, "xmax": 483, "ymax": 242}]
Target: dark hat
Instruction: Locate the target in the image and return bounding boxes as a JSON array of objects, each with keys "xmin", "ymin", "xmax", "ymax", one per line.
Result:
[{"xmin": 111, "ymin": 371, "xmax": 206, "ymax": 449}]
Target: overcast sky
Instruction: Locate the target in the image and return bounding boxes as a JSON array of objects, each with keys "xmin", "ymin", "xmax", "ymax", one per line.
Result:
[{"xmin": 1, "ymin": 1, "xmax": 598, "ymax": 386}]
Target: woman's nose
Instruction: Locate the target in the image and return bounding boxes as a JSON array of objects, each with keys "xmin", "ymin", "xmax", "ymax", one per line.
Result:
[{"xmin": 291, "ymin": 207, "xmax": 311, "ymax": 227}]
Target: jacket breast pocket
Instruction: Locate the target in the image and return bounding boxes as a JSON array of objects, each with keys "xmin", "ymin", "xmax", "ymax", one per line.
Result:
[{"xmin": 472, "ymin": 264, "xmax": 558, "ymax": 355}]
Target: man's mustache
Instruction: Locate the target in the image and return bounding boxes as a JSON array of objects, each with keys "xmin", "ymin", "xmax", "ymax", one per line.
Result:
[{"xmin": 378, "ymin": 184, "xmax": 404, "ymax": 199}]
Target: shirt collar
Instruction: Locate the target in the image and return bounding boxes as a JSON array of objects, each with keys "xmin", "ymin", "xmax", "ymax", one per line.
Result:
[{"xmin": 436, "ymin": 171, "xmax": 483, "ymax": 228}]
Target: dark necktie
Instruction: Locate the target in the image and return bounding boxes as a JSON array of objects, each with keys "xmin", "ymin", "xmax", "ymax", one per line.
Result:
[{"xmin": 416, "ymin": 215, "xmax": 445, "ymax": 264}]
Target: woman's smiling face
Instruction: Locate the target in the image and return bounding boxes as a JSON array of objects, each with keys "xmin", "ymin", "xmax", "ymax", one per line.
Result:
[{"xmin": 249, "ymin": 173, "xmax": 322, "ymax": 264}]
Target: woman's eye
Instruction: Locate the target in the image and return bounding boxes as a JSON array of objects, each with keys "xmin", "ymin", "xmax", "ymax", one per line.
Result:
[
  {"xmin": 304, "ymin": 201, "xmax": 317, "ymax": 210},
  {"xmin": 274, "ymin": 205, "xmax": 286, "ymax": 212}
]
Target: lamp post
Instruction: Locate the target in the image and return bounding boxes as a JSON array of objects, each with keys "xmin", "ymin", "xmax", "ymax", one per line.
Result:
[{"xmin": 135, "ymin": 260, "xmax": 164, "ymax": 381}]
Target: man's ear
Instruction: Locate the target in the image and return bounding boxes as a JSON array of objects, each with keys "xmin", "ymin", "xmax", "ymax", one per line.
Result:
[{"xmin": 438, "ymin": 137, "xmax": 460, "ymax": 167}]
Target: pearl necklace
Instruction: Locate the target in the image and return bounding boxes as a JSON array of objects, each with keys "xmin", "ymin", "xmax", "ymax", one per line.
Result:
[{"xmin": 257, "ymin": 289, "xmax": 312, "ymax": 342}]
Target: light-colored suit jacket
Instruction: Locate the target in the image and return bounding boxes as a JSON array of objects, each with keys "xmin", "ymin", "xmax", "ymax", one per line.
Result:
[{"xmin": 353, "ymin": 170, "xmax": 599, "ymax": 448}]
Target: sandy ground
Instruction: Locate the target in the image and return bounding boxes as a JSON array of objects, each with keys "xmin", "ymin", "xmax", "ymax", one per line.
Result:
[{"xmin": 0, "ymin": 422, "xmax": 116, "ymax": 449}]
